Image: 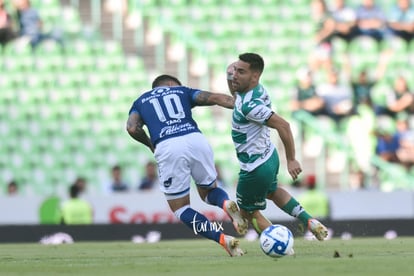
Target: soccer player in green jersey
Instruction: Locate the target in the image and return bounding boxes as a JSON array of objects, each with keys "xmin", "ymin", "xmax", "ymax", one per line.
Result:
[{"xmin": 226, "ymin": 53, "xmax": 328, "ymax": 241}]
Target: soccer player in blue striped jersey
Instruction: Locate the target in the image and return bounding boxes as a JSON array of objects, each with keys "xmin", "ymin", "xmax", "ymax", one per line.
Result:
[
  {"xmin": 126, "ymin": 75, "xmax": 248, "ymax": 256},
  {"xmin": 227, "ymin": 53, "xmax": 328, "ymax": 241}
]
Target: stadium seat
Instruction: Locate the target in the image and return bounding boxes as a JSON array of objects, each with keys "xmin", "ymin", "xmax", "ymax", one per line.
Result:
[
  {"xmin": 35, "ymin": 39, "xmax": 63, "ymax": 56},
  {"xmin": 59, "ymin": 6, "xmax": 83, "ymax": 37},
  {"xmin": 3, "ymin": 37, "xmax": 33, "ymax": 56},
  {"xmin": 371, "ymin": 81, "xmax": 390, "ymax": 108},
  {"xmin": 382, "ymin": 36, "xmax": 408, "ymax": 52},
  {"xmin": 3, "ymin": 0, "xmax": 413, "ymax": 194},
  {"xmin": 349, "ymin": 36, "xmax": 379, "ymax": 55},
  {"xmin": 2, "ymin": 55, "xmax": 34, "ymax": 72}
]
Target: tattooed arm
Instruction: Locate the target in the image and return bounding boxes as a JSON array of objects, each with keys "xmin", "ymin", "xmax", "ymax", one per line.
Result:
[
  {"xmin": 194, "ymin": 91, "xmax": 235, "ymax": 109},
  {"xmin": 126, "ymin": 112, "xmax": 155, "ymax": 153}
]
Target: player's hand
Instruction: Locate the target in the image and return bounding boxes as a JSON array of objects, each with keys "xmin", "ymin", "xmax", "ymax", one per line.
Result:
[{"xmin": 287, "ymin": 159, "xmax": 302, "ymax": 180}]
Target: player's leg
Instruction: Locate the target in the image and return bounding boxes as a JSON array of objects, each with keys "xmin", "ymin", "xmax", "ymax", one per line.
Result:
[
  {"xmin": 235, "ymin": 151, "xmax": 278, "ymax": 233},
  {"xmin": 164, "ymin": 179, "xmax": 243, "ymax": 256},
  {"xmin": 160, "ymin": 133, "xmax": 243, "ymax": 256},
  {"xmin": 267, "ymin": 187, "xmax": 328, "ymax": 241},
  {"xmin": 167, "ymin": 194, "xmax": 219, "ymax": 242},
  {"xmin": 239, "ymin": 209, "xmax": 271, "ymax": 235},
  {"xmin": 190, "ymin": 133, "xmax": 248, "ymax": 235},
  {"xmin": 166, "ymin": 193, "xmax": 242, "ymax": 256},
  {"xmin": 197, "ymin": 184, "xmax": 248, "ymax": 236}
]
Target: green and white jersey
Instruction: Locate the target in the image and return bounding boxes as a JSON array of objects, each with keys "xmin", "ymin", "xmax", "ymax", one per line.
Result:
[{"xmin": 232, "ymin": 84, "xmax": 275, "ymax": 172}]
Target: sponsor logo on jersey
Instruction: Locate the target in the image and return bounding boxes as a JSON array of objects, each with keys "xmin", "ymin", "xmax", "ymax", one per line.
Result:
[
  {"xmin": 151, "ymin": 87, "xmax": 170, "ymax": 95},
  {"xmin": 247, "ymin": 101, "xmax": 257, "ymax": 108},
  {"xmin": 253, "ymin": 106, "xmax": 268, "ymax": 119},
  {"xmin": 159, "ymin": 123, "xmax": 196, "ymax": 138},
  {"xmin": 254, "ymin": 200, "xmax": 266, "ymax": 207},
  {"xmin": 163, "ymin": 177, "xmax": 172, "ymax": 188},
  {"xmin": 142, "ymin": 88, "xmax": 184, "ymax": 103}
]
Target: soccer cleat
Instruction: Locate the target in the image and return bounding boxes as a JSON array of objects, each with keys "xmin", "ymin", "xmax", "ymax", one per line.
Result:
[
  {"xmin": 308, "ymin": 218, "xmax": 328, "ymax": 241},
  {"xmin": 220, "ymin": 234, "xmax": 245, "ymax": 257},
  {"xmin": 224, "ymin": 200, "xmax": 249, "ymax": 235}
]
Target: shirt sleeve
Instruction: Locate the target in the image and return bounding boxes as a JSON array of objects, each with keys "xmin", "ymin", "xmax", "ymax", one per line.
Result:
[
  {"xmin": 191, "ymin": 89, "xmax": 203, "ymax": 106},
  {"xmin": 242, "ymin": 100, "xmax": 274, "ymax": 124},
  {"xmin": 128, "ymin": 100, "xmax": 139, "ymax": 115}
]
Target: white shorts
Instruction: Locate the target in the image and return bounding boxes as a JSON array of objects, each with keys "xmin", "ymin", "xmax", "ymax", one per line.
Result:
[{"xmin": 154, "ymin": 132, "xmax": 217, "ymax": 200}]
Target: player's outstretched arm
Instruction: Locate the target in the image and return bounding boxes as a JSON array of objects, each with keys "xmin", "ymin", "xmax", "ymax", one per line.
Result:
[
  {"xmin": 126, "ymin": 112, "xmax": 155, "ymax": 153},
  {"xmin": 266, "ymin": 112, "xmax": 302, "ymax": 180},
  {"xmin": 194, "ymin": 91, "xmax": 235, "ymax": 109}
]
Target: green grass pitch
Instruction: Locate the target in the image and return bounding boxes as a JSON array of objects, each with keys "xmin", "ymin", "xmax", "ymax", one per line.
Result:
[{"xmin": 1, "ymin": 237, "xmax": 414, "ymax": 276}]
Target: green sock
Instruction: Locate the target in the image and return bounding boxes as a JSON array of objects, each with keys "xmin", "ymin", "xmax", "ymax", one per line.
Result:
[
  {"xmin": 281, "ymin": 197, "xmax": 312, "ymax": 227},
  {"xmin": 252, "ymin": 218, "xmax": 262, "ymax": 234}
]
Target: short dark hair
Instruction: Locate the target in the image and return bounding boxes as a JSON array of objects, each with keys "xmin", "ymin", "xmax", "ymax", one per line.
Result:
[
  {"xmin": 152, "ymin": 74, "xmax": 182, "ymax": 89},
  {"xmin": 8, "ymin": 180, "xmax": 17, "ymax": 187},
  {"xmin": 69, "ymin": 184, "xmax": 80, "ymax": 198},
  {"xmin": 239, "ymin": 53, "xmax": 264, "ymax": 74}
]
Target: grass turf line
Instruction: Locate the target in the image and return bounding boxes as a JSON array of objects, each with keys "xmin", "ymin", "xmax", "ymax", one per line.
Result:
[{"xmin": 0, "ymin": 237, "xmax": 414, "ymax": 276}]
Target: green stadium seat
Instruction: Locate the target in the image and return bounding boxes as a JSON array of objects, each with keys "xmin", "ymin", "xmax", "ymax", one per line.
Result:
[
  {"xmin": 371, "ymin": 81, "xmax": 390, "ymax": 108},
  {"xmin": 4, "ymin": 0, "xmax": 413, "ymax": 194},
  {"xmin": 409, "ymin": 39, "xmax": 414, "ymax": 53},
  {"xmin": 331, "ymin": 37, "xmax": 348, "ymax": 55},
  {"xmin": 58, "ymin": 6, "xmax": 83, "ymax": 37},
  {"xmin": 0, "ymin": 72, "xmax": 15, "ymax": 92},
  {"xmin": 94, "ymin": 40, "xmax": 124, "ymax": 57},
  {"xmin": 3, "ymin": 37, "xmax": 33, "ymax": 56},
  {"xmin": 33, "ymin": 55, "xmax": 60, "ymax": 72},
  {"xmin": 2, "ymin": 55, "xmax": 34, "ymax": 72},
  {"xmin": 349, "ymin": 36, "xmax": 379, "ymax": 55},
  {"xmin": 35, "ymin": 39, "xmax": 63, "ymax": 56},
  {"xmin": 382, "ymin": 36, "xmax": 408, "ymax": 52}
]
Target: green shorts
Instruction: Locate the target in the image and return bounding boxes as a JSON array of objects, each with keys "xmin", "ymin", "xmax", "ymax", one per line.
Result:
[{"xmin": 236, "ymin": 150, "xmax": 279, "ymax": 212}]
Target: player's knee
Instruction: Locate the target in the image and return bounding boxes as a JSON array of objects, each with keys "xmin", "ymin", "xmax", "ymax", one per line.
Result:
[{"xmin": 173, "ymin": 204, "xmax": 191, "ymax": 220}]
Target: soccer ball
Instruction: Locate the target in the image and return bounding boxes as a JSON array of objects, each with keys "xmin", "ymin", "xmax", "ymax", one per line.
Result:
[{"xmin": 259, "ymin": 224, "xmax": 294, "ymax": 258}]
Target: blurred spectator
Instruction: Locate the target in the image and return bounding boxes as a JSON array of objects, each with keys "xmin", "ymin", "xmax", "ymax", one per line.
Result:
[
  {"xmin": 309, "ymin": 0, "xmax": 336, "ymax": 72},
  {"xmin": 355, "ymin": 0, "xmax": 387, "ymax": 43},
  {"xmin": 6, "ymin": 180, "xmax": 18, "ymax": 195},
  {"xmin": 138, "ymin": 161, "xmax": 159, "ymax": 190},
  {"xmin": 387, "ymin": 0, "xmax": 414, "ymax": 44},
  {"xmin": 297, "ymin": 175, "xmax": 329, "ymax": 219},
  {"xmin": 291, "ymin": 67, "xmax": 325, "ymax": 118},
  {"xmin": 316, "ymin": 68, "xmax": 353, "ymax": 123},
  {"xmin": 350, "ymin": 69, "xmax": 376, "ymax": 111},
  {"xmin": 395, "ymin": 113, "xmax": 414, "ymax": 169},
  {"xmin": 375, "ymin": 115, "xmax": 400, "ymax": 163},
  {"xmin": 61, "ymin": 184, "xmax": 93, "ymax": 225},
  {"xmin": 331, "ymin": 0, "xmax": 358, "ymax": 44},
  {"xmin": 13, "ymin": 0, "xmax": 62, "ymax": 49},
  {"xmin": 343, "ymin": 50, "xmax": 391, "ymax": 114},
  {"xmin": 0, "ymin": 0, "xmax": 15, "ymax": 47},
  {"xmin": 385, "ymin": 75, "xmax": 414, "ymax": 117},
  {"xmin": 104, "ymin": 164, "xmax": 129, "ymax": 193},
  {"xmin": 73, "ymin": 177, "xmax": 87, "ymax": 194}
]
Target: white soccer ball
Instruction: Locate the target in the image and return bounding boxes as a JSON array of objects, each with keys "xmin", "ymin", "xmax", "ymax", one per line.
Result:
[{"xmin": 259, "ymin": 224, "xmax": 294, "ymax": 258}]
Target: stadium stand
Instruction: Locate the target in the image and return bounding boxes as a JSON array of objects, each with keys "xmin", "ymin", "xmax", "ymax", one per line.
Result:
[{"xmin": 1, "ymin": 0, "xmax": 414, "ymax": 195}]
